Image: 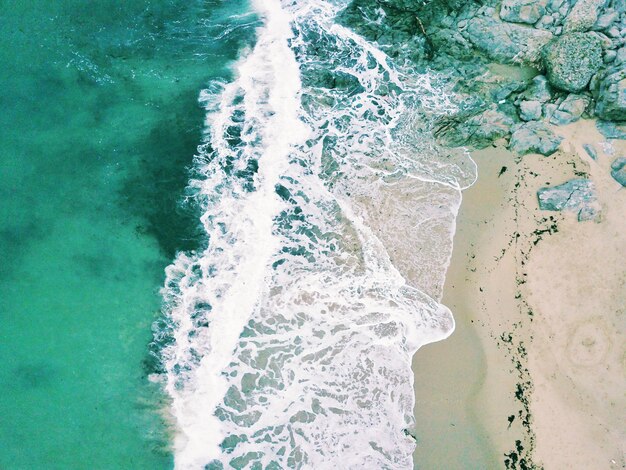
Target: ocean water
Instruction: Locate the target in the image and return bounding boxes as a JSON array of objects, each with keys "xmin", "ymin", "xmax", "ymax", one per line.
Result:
[
  {"xmin": 0, "ymin": 1, "xmax": 256, "ymax": 468},
  {"xmin": 156, "ymin": 0, "xmax": 477, "ymax": 468}
]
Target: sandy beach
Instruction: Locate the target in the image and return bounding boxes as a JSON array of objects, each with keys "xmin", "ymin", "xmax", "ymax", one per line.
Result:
[{"xmin": 413, "ymin": 120, "xmax": 626, "ymax": 469}]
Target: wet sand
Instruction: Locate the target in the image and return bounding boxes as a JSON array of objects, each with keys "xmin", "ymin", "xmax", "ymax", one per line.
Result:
[{"xmin": 413, "ymin": 120, "xmax": 626, "ymax": 469}]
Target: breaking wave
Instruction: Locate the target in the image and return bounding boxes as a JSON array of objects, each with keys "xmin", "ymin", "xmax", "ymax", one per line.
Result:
[{"xmin": 156, "ymin": 0, "xmax": 477, "ymax": 467}]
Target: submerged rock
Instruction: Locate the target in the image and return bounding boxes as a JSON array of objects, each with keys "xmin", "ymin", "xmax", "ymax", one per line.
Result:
[
  {"xmin": 500, "ymin": 0, "xmax": 548, "ymax": 24},
  {"xmin": 537, "ymin": 179, "xmax": 600, "ymax": 221},
  {"xmin": 594, "ymin": 66, "xmax": 626, "ymax": 121},
  {"xmin": 464, "ymin": 16, "xmax": 553, "ymax": 65},
  {"xmin": 542, "ymin": 33, "xmax": 603, "ymax": 92},
  {"xmin": 509, "ymin": 121, "xmax": 563, "ymax": 155},
  {"xmin": 610, "ymin": 157, "xmax": 626, "ymax": 186}
]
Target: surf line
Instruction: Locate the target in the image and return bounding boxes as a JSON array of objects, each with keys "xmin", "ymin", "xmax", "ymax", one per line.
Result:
[{"xmin": 164, "ymin": 0, "xmax": 310, "ymax": 467}]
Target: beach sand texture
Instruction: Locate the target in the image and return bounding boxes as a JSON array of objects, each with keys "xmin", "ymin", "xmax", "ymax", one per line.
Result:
[{"xmin": 414, "ymin": 120, "xmax": 626, "ymax": 469}]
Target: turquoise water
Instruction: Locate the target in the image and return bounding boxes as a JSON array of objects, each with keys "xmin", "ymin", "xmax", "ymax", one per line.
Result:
[{"xmin": 0, "ymin": 1, "xmax": 256, "ymax": 468}]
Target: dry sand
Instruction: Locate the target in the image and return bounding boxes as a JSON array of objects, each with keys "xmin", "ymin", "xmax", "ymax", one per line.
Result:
[{"xmin": 413, "ymin": 119, "xmax": 626, "ymax": 469}]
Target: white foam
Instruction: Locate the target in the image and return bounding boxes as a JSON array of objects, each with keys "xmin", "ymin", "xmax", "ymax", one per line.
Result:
[
  {"xmin": 164, "ymin": 0, "xmax": 309, "ymax": 466},
  {"xmin": 161, "ymin": 0, "xmax": 476, "ymax": 468}
]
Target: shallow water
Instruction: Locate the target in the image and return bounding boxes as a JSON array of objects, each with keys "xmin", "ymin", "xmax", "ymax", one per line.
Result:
[{"xmin": 0, "ymin": 1, "xmax": 256, "ymax": 467}]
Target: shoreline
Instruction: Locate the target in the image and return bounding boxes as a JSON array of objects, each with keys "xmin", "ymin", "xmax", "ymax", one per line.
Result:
[
  {"xmin": 413, "ymin": 120, "xmax": 626, "ymax": 468},
  {"xmin": 412, "ymin": 144, "xmax": 520, "ymax": 469}
]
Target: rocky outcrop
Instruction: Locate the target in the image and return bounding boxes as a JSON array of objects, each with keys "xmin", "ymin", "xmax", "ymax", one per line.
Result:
[
  {"xmin": 542, "ymin": 33, "xmax": 604, "ymax": 92},
  {"xmin": 509, "ymin": 121, "xmax": 563, "ymax": 155},
  {"xmin": 519, "ymin": 100, "xmax": 543, "ymax": 121},
  {"xmin": 549, "ymin": 94, "xmax": 591, "ymax": 124},
  {"xmin": 434, "ymin": 107, "xmax": 516, "ymax": 149},
  {"xmin": 500, "ymin": 0, "xmax": 548, "ymax": 24},
  {"xmin": 464, "ymin": 15, "xmax": 553, "ymax": 65},
  {"xmin": 519, "ymin": 75, "xmax": 553, "ymax": 103},
  {"xmin": 563, "ymin": 0, "xmax": 607, "ymax": 33},
  {"xmin": 537, "ymin": 179, "xmax": 600, "ymax": 221},
  {"xmin": 338, "ymin": 0, "xmax": 626, "ymax": 153},
  {"xmin": 610, "ymin": 157, "xmax": 626, "ymax": 186},
  {"xmin": 594, "ymin": 66, "xmax": 626, "ymax": 120}
]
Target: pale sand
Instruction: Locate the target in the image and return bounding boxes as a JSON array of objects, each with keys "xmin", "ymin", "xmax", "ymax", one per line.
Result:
[{"xmin": 413, "ymin": 120, "xmax": 626, "ymax": 469}]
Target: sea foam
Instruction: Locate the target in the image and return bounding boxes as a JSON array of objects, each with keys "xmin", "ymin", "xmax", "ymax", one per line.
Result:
[{"xmin": 160, "ymin": 0, "xmax": 476, "ymax": 467}]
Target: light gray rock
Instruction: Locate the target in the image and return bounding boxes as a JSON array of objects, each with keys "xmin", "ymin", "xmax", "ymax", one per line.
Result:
[
  {"xmin": 500, "ymin": 0, "xmax": 548, "ymax": 24},
  {"xmin": 563, "ymin": 0, "xmax": 607, "ymax": 33},
  {"xmin": 548, "ymin": 0, "xmax": 565, "ymax": 13},
  {"xmin": 434, "ymin": 108, "xmax": 515, "ymax": 149},
  {"xmin": 520, "ymin": 75, "xmax": 553, "ymax": 102},
  {"xmin": 593, "ymin": 11, "xmax": 619, "ymax": 30},
  {"xmin": 537, "ymin": 15, "xmax": 554, "ymax": 28},
  {"xmin": 594, "ymin": 66, "xmax": 626, "ymax": 120},
  {"xmin": 494, "ymin": 81, "xmax": 528, "ymax": 102},
  {"xmin": 616, "ymin": 47, "xmax": 626, "ymax": 65},
  {"xmin": 542, "ymin": 33, "xmax": 604, "ymax": 92},
  {"xmin": 519, "ymin": 100, "xmax": 543, "ymax": 120},
  {"xmin": 550, "ymin": 93, "xmax": 590, "ymax": 124},
  {"xmin": 606, "ymin": 26, "xmax": 621, "ymax": 38},
  {"xmin": 543, "ymin": 102, "xmax": 559, "ymax": 119},
  {"xmin": 464, "ymin": 16, "xmax": 553, "ymax": 65},
  {"xmin": 537, "ymin": 179, "xmax": 600, "ymax": 221},
  {"xmin": 509, "ymin": 121, "xmax": 563, "ymax": 155},
  {"xmin": 610, "ymin": 157, "xmax": 626, "ymax": 186},
  {"xmin": 604, "ymin": 50, "xmax": 617, "ymax": 63}
]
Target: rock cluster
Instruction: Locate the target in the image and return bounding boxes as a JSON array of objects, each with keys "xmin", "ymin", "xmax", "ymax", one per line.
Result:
[
  {"xmin": 509, "ymin": 121, "xmax": 563, "ymax": 155},
  {"xmin": 338, "ymin": 0, "xmax": 626, "ymax": 154}
]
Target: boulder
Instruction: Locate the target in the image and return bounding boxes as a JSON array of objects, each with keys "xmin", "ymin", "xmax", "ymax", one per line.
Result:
[
  {"xmin": 500, "ymin": 0, "xmax": 548, "ymax": 24},
  {"xmin": 549, "ymin": 93, "xmax": 590, "ymax": 124},
  {"xmin": 520, "ymin": 75, "xmax": 553, "ymax": 103},
  {"xmin": 593, "ymin": 11, "xmax": 619, "ymax": 31},
  {"xmin": 604, "ymin": 50, "xmax": 617, "ymax": 63},
  {"xmin": 493, "ymin": 81, "xmax": 528, "ymax": 102},
  {"xmin": 434, "ymin": 108, "xmax": 515, "ymax": 149},
  {"xmin": 610, "ymin": 157, "xmax": 626, "ymax": 186},
  {"xmin": 464, "ymin": 16, "xmax": 553, "ymax": 65},
  {"xmin": 594, "ymin": 66, "xmax": 626, "ymax": 121},
  {"xmin": 537, "ymin": 179, "xmax": 600, "ymax": 221},
  {"xmin": 509, "ymin": 121, "xmax": 563, "ymax": 155},
  {"xmin": 519, "ymin": 100, "xmax": 543, "ymax": 121},
  {"xmin": 542, "ymin": 33, "xmax": 603, "ymax": 92},
  {"xmin": 563, "ymin": 0, "xmax": 607, "ymax": 33}
]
